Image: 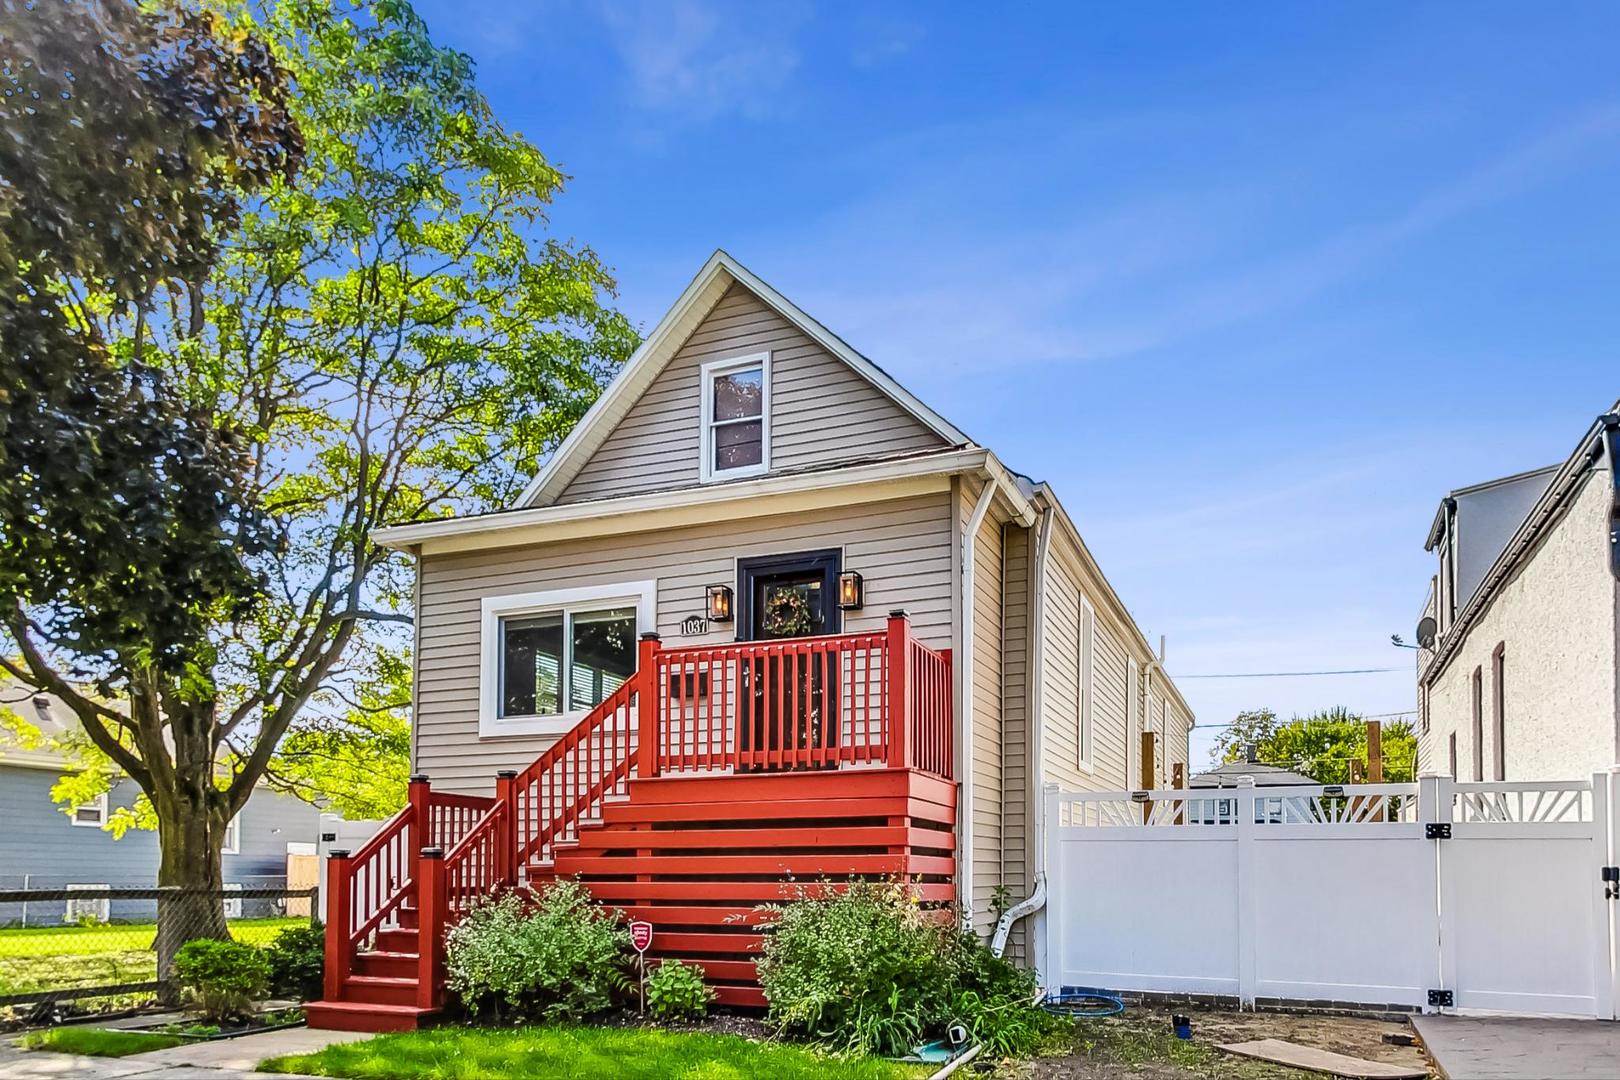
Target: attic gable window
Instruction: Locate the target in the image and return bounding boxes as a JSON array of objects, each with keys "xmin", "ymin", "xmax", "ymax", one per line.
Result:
[{"xmin": 700, "ymin": 353, "xmax": 769, "ymax": 482}]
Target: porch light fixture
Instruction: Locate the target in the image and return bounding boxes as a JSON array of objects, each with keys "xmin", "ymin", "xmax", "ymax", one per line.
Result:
[
  {"xmin": 705, "ymin": 584, "xmax": 734, "ymax": 623},
  {"xmin": 836, "ymin": 570, "xmax": 864, "ymax": 611},
  {"xmin": 1322, "ymin": 785, "xmax": 1345, "ymax": 797}
]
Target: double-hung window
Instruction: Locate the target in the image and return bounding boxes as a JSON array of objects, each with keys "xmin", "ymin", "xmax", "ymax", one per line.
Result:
[
  {"xmin": 480, "ymin": 582, "xmax": 657, "ymax": 737},
  {"xmin": 700, "ymin": 353, "xmax": 769, "ymax": 481}
]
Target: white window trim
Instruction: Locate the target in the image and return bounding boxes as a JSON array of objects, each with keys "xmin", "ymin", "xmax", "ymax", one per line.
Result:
[
  {"xmin": 221, "ymin": 814, "xmax": 240, "ymax": 855},
  {"xmin": 699, "ymin": 352, "xmax": 771, "ymax": 483},
  {"xmin": 479, "ymin": 580, "xmax": 658, "ymax": 739},
  {"xmin": 223, "ymin": 882, "xmax": 243, "ymax": 919},
  {"xmin": 70, "ymin": 792, "xmax": 108, "ymax": 828},
  {"xmin": 64, "ymin": 884, "xmax": 109, "ymax": 924},
  {"xmin": 1077, "ymin": 597, "xmax": 1095, "ymax": 772}
]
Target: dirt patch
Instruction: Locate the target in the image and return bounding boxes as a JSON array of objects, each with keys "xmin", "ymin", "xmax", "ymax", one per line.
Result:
[{"xmin": 1005, "ymin": 1006, "xmax": 1434, "ymax": 1080}]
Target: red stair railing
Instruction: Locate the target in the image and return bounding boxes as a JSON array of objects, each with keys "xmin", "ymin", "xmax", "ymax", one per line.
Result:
[
  {"xmin": 325, "ymin": 611, "xmax": 955, "ymax": 1015},
  {"xmin": 509, "ymin": 654, "xmax": 643, "ymax": 871}
]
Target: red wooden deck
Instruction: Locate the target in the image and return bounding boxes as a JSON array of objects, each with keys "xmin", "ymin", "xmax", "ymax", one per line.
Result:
[{"xmin": 308, "ymin": 613, "xmax": 956, "ymax": 1032}]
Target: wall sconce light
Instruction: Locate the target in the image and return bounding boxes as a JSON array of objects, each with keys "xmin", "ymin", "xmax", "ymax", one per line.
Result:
[
  {"xmin": 836, "ymin": 570, "xmax": 864, "ymax": 611},
  {"xmin": 705, "ymin": 584, "xmax": 733, "ymax": 622}
]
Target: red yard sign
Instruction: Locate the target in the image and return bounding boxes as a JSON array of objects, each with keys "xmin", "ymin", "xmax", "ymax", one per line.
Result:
[{"xmin": 629, "ymin": 921, "xmax": 654, "ymax": 954}]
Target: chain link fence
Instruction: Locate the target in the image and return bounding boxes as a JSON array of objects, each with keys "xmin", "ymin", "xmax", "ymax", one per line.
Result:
[{"xmin": 0, "ymin": 884, "xmax": 317, "ymax": 1022}]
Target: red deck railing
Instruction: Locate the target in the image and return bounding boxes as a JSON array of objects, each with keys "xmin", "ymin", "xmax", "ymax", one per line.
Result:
[{"xmin": 325, "ymin": 610, "xmax": 952, "ymax": 1013}]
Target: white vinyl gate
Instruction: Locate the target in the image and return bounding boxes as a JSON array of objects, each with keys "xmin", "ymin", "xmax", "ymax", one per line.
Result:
[{"xmin": 1043, "ymin": 771, "xmax": 1620, "ymax": 1017}]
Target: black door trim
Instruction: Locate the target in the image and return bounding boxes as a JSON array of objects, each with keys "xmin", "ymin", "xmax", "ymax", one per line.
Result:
[{"xmin": 735, "ymin": 548, "xmax": 842, "ymax": 641}]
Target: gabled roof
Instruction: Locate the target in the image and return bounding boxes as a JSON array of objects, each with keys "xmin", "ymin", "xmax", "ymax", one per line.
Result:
[
  {"xmin": 516, "ymin": 250, "xmax": 974, "ymax": 508},
  {"xmin": 1188, "ymin": 761, "xmax": 1318, "ymax": 788}
]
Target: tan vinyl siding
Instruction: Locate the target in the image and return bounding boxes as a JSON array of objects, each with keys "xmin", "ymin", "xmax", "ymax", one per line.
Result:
[
  {"xmin": 1038, "ymin": 533, "xmax": 1144, "ymax": 794},
  {"xmin": 414, "ymin": 493, "xmax": 953, "ymax": 793},
  {"xmin": 964, "ymin": 484, "xmax": 1004, "ymax": 935},
  {"xmin": 557, "ymin": 284, "xmax": 948, "ymax": 504},
  {"xmin": 999, "ymin": 524, "xmax": 1032, "ymax": 961}
]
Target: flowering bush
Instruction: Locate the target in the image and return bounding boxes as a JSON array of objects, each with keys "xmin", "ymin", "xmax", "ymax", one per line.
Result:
[{"xmin": 445, "ymin": 880, "xmax": 630, "ymax": 1021}]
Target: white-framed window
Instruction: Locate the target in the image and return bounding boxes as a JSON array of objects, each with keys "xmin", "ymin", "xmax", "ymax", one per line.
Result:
[
  {"xmin": 64, "ymin": 884, "xmax": 109, "ymax": 925},
  {"xmin": 223, "ymin": 883, "xmax": 243, "ymax": 919},
  {"xmin": 479, "ymin": 581, "xmax": 657, "ymax": 738},
  {"xmin": 221, "ymin": 814, "xmax": 240, "ymax": 855},
  {"xmin": 699, "ymin": 353, "xmax": 770, "ymax": 482},
  {"xmin": 1077, "ymin": 597, "xmax": 1095, "ymax": 770},
  {"xmin": 70, "ymin": 793, "xmax": 108, "ymax": 828}
]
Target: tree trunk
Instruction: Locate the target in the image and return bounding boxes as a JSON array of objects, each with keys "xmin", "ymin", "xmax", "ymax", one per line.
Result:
[{"xmin": 153, "ymin": 788, "xmax": 229, "ymax": 1004}]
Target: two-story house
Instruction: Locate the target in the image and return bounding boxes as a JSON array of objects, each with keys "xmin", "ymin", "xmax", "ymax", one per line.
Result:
[
  {"xmin": 1416, "ymin": 402, "xmax": 1620, "ymax": 781},
  {"xmin": 310, "ymin": 250, "xmax": 1195, "ymax": 1031}
]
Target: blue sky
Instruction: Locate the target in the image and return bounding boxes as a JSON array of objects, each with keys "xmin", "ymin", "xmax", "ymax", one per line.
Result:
[{"xmin": 413, "ymin": 0, "xmax": 1620, "ymax": 767}]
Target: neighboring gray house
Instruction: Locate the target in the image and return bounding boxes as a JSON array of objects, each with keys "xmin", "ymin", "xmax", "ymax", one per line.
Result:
[
  {"xmin": 0, "ymin": 688, "xmax": 322, "ymax": 926},
  {"xmin": 1415, "ymin": 402, "xmax": 1620, "ymax": 782}
]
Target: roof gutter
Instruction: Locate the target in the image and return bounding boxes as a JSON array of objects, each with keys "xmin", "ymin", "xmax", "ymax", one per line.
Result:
[{"xmin": 374, "ymin": 448, "xmax": 993, "ymax": 553}]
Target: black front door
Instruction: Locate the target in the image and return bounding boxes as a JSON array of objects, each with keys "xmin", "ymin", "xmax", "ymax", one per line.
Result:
[{"xmin": 735, "ymin": 550, "xmax": 840, "ymax": 768}]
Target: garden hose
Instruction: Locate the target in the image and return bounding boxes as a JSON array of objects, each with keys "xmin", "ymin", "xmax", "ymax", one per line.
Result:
[{"xmin": 1042, "ymin": 986, "xmax": 1125, "ymax": 1018}]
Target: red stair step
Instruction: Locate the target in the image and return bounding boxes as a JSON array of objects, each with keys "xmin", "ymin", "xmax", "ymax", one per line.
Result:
[
  {"xmin": 305, "ymin": 1000, "xmax": 437, "ymax": 1033},
  {"xmin": 374, "ymin": 927, "xmax": 419, "ymax": 952},
  {"xmin": 341, "ymin": 975, "xmax": 420, "ymax": 1007},
  {"xmin": 352, "ymin": 951, "xmax": 418, "ymax": 979}
]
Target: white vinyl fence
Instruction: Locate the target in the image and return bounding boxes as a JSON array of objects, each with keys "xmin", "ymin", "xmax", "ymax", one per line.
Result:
[{"xmin": 1043, "ymin": 771, "xmax": 1620, "ymax": 1017}]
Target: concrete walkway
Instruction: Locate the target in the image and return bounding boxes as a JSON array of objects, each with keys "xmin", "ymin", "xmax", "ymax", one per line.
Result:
[
  {"xmin": 0, "ymin": 1027, "xmax": 369, "ymax": 1080},
  {"xmin": 1412, "ymin": 1015, "xmax": 1620, "ymax": 1079}
]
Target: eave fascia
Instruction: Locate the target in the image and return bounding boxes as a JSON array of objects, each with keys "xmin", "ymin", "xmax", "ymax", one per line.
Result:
[{"xmin": 376, "ymin": 448, "xmax": 993, "ymax": 556}]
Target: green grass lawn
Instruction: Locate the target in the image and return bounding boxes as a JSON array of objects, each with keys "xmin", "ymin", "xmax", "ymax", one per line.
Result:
[
  {"xmin": 260, "ymin": 1027, "xmax": 933, "ymax": 1080},
  {"xmin": 18, "ymin": 1027, "xmax": 185, "ymax": 1057},
  {"xmin": 0, "ymin": 917, "xmax": 304, "ymax": 995}
]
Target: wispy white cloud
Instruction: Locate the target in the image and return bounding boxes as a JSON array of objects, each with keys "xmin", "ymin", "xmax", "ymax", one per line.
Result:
[
  {"xmin": 746, "ymin": 102, "xmax": 1620, "ymax": 387},
  {"xmin": 594, "ymin": 0, "xmax": 808, "ymax": 120}
]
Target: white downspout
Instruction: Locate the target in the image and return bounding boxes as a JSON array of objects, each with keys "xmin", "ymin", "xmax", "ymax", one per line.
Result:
[
  {"xmin": 958, "ymin": 478, "xmax": 996, "ymax": 933},
  {"xmin": 992, "ymin": 500, "xmax": 1054, "ymax": 958}
]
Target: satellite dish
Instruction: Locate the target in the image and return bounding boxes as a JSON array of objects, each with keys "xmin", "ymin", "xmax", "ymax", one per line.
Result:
[{"xmin": 1415, "ymin": 616, "xmax": 1437, "ymax": 649}]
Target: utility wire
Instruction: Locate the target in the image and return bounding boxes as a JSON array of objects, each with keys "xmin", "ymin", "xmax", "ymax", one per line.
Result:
[
  {"xmin": 1193, "ymin": 709, "xmax": 1417, "ymax": 729},
  {"xmin": 1178, "ymin": 666, "xmax": 1405, "ymax": 679}
]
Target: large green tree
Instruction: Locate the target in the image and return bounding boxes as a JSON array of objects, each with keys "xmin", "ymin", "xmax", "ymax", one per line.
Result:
[
  {"xmin": 0, "ymin": 0, "xmax": 635, "ymax": 948},
  {"xmin": 0, "ymin": 0, "xmax": 301, "ymax": 961},
  {"xmin": 1212, "ymin": 707, "xmax": 1417, "ymax": 784}
]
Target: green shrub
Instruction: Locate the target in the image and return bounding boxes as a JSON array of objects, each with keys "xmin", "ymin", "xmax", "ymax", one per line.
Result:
[
  {"xmin": 756, "ymin": 881, "xmax": 1059, "ymax": 1059},
  {"xmin": 756, "ymin": 880, "xmax": 957, "ymax": 1056},
  {"xmin": 948, "ymin": 934, "xmax": 1062, "ymax": 1058},
  {"xmin": 173, "ymin": 938, "xmax": 271, "ymax": 1021},
  {"xmin": 263, "ymin": 921, "xmax": 325, "ymax": 1000},
  {"xmin": 645, "ymin": 959, "xmax": 713, "ymax": 1022},
  {"xmin": 445, "ymin": 880, "xmax": 630, "ymax": 1021}
]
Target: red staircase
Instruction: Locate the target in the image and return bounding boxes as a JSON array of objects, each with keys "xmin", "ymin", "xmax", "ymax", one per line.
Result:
[{"xmin": 308, "ymin": 612, "xmax": 955, "ymax": 1032}]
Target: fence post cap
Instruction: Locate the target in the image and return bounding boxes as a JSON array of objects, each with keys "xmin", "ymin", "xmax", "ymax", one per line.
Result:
[
  {"xmin": 496, "ymin": 770, "xmax": 518, "ymax": 779},
  {"xmin": 639, "ymin": 631, "xmax": 662, "ymax": 642},
  {"xmin": 419, "ymin": 846, "xmax": 445, "ymax": 859},
  {"xmin": 409, "ymin": 773, "xmax": 431, "ymax": 784},
  {"xmin": 888, "ymin": 609, "xmax": 909, "ymax": 619},
  {"xmin": 327, "ymin": 849, "xmax": 351, "ymax": 859}
]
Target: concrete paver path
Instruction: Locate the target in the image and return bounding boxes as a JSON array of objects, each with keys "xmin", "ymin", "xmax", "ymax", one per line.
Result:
[
  {"xmin": 0, "ymin": 1026, "xmax": 368, "ymax": 1080},
  {"xmin": 1412, "ymin": 1015, "xmax": 1620, "ymax": 1079}
]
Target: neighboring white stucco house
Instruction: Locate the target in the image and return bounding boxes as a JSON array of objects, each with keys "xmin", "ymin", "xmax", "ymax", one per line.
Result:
[{"xmin": 1415, "ymin": 402, "xmax": 1620, "ymax": 781}]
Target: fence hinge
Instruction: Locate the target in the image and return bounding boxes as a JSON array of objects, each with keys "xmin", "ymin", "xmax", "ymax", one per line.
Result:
[
  {"xmin": 1427, "ymin": 988, "xmax": 1454, "ymax": 1008},
  {"xmin": 1425, "ymin": 822, "xmax": 1451, "ymax": 840}
]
